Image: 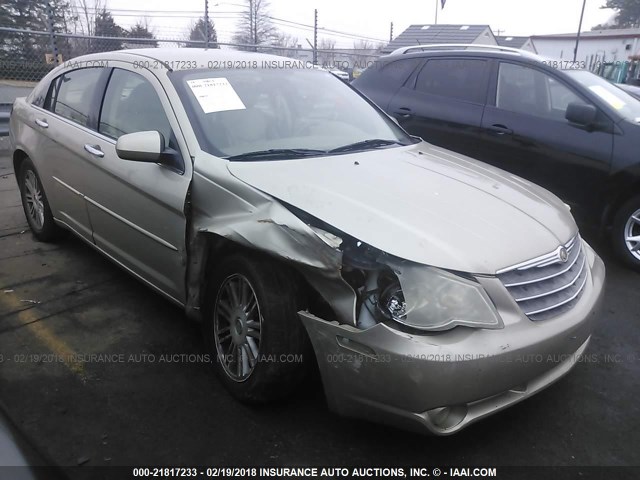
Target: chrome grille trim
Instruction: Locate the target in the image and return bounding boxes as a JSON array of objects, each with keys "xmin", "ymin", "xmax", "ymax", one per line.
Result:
[{"xmin": 497, "ymin": 235, "xmax": 589, "ymax": 321}]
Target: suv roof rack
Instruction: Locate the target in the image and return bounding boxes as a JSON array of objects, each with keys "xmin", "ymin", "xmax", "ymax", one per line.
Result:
[{"xmin": 390, "ymin": 44, "xmax": 540, "ymax": 59}]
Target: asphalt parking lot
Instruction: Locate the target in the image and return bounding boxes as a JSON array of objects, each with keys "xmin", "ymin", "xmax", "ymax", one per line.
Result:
[{"xmin": 0, "ymin": 152, "xmax": 639, "ymax": 476}]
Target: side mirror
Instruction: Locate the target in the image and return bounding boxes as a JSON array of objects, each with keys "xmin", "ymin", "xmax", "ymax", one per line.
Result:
[
  {"xmin": 566, "ymin": 102, "xmax": 597, "ymax": 127},
  {"xmin": 116, "ymin": 131, "xmax": 165, "ymax": 162}
]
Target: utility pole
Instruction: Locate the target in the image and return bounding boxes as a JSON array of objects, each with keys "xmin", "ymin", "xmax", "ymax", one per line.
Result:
[
  {"xmin": 435, "ymin": 0, "xmax": 438, "ymax": 25},
  {"xmin": 46, "ymin": 2, "xmax": 60, "ymax": 66},
  {"xmin": 390, "ymin": 22, "xmax": 394, "ymax": 42},
  {"xmin": 253, "ymin": 0, "xmax": 258, "ymax": 51},
  {"xmin": 313, "ymin": 9, "xmax": 318, "ymax": 65},
  {"xmin": 204, "ymin": 0, "xmax": 210, "ymax": 49},
  {"xmin": 573, "ymin": 0, "xmax": 587, "ymax": 62}
]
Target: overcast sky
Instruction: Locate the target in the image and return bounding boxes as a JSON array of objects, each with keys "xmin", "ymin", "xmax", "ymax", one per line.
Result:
[{"xmin": 99, "ymin": 0, "xmax": 616, "ymax": 48}]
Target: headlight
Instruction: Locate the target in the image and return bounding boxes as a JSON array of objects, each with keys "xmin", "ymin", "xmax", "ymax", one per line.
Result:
[{"xmin": 382, "ymin": 261, "xmax": 503, "ymax": 332}]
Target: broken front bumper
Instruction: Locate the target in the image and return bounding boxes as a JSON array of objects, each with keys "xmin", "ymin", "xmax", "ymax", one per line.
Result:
[{"xmin": 300, "ymin": 245, "xmax": 605, "ymax": 435}]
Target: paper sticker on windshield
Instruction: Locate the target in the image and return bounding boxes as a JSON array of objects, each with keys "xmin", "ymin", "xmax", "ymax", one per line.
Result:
[
  {"xmin": 589, "ymin": 85, "xmax": 626, "ymax": 110},
  {"xmin": 187, "ymin": 77, "xmax": 246, "ymax": 113}
]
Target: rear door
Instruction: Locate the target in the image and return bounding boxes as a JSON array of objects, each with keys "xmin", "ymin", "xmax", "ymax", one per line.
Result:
[
  {"xmin": 80, "ymin": 65, "xmax": 192, "ymax": 304},
  {"xmin": 477, "ymin": 61, "xmax": 614, "ymax": 222},
  {"xmin": 387, "ymin": 57, "xmax": 491, "ymax": 159},
  {"xmin": 33, "ymin": 67, "xmax": 108, "ymax": 241}
]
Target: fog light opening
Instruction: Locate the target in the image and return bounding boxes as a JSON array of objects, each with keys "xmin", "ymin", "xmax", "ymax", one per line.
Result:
[{"xmin": 427, "ymin": 405, "xmax": 468, "ymax": 430}]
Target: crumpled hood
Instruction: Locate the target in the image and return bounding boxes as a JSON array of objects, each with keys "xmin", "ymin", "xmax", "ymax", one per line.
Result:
[{"xmin": 226, "ymin": 142, "xmax": 577, "ymax": 274}]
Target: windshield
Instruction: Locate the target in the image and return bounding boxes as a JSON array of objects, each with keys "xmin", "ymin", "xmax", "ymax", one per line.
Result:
[
  {"xmin": 565, "ymin": 70, "xmax": 640, "ymax": 123},
  {"xmin": 170, "ymin": 66, "xmax": 414, "ymax": 159}
]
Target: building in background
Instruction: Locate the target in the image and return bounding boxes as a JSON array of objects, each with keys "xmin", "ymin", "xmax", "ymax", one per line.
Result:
[
  {"xmin": 382, "ymin": 24, "xmax": 497, "ymax": 54},
  {"xmin": 496, "ymin": 35, "xmax": 536, "ymax": 53},
  {"xmin": 532, "ymin": 28, "xmax": 640, "ymax": 69}
]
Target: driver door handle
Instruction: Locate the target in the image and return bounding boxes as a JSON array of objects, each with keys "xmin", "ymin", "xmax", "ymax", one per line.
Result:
[
  {"xmin": 394, "ymin": 107, "xmax": 414, "ymax": 119},
  {"xmin": 488, "ymin": 124, "xmax": 513, "ymax": 135},
  {"xmin": 35, "ymin": 119, "xmax": 48, "ymax": 128},
  {"xmin": 84, "ymin": 144, "xmax": 104, "ymax": 158}
]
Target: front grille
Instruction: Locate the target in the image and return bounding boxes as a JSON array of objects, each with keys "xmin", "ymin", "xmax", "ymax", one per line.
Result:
[{"xmin": 497, "ymin": 235, "xmax": 588, "ymax": 321}]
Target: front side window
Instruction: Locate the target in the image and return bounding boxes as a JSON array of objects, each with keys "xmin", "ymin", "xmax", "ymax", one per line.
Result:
[
  {"xmin": 564, "ymin": 69, "xmax": 640, "ymax": 123},
  {"xmin": 414, "ymin": 59, "xmax": 489, "ymax": 104},
  {"xmin": 171, "ymin": 67, "xmax": 414, "ymax": 159},
  {"xmin": 99, "ymin": 69, "xmax": 172, "ymax": 143},
  {"xmin": 49, "ymin": 68, "xmax": 103, "ymax": 127},
  {"xmin": 496, "ymin": 63, "xmax": 586, "ymax": 121}
]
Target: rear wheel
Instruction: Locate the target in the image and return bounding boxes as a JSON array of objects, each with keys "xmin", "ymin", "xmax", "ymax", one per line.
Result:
[
  {"xmin": 612, "ymin": 195, "xmax": 640, "ymax": 270},
  {"xmin": 18, "ymin": 157, "xmax": 63, "ymax": 242},
  {"xmin": 202, "ymin": 254, "xmax": 310, "ymax": 403}
]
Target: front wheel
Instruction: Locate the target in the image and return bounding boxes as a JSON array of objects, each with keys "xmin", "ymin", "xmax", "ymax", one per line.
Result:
[
  {"xmin": 202, "ymin": 254, "xmax": 311, "ymax": 403},
  {"xmin": 612, "ymin": 195, "xmax": 640, "ymax": 270}
]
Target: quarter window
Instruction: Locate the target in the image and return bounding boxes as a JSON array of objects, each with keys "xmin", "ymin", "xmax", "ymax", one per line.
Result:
[
  {"xmin": 496, "ymin": 63, "xmax": 585, "ymax": 121},
  {"xmin": 50, "ymin": 68, "xmax": 103, "ymax": 127},
  {"xmin": 99, "ymin": 69, "xmax": 172, "ymax": 143},
  {"xmin": 414, "ymin": 59, "xmax": 489, "ymax": 104},
  {"xmin": 379, "ymin": 58, "xmax": 422, "ymax": 86}
]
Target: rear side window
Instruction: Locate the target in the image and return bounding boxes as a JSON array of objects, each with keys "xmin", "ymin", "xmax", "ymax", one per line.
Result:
[
  {"xmin": 99, "ymin": 69, "xmax": 172, "ymax": 143},
  {"xmin": 378, "ymin": 58, "xmax": 422, "ymax": 86},
  {"xmin": 414, "ymin": 59, "xmax": 489, "ymax": 104},
  {"xmin": 49, "ymin": 68, "xmax": 103, "ymax": 127}
]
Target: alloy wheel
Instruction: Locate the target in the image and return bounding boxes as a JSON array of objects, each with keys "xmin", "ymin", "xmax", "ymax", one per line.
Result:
[
  {"xmin": 24, "ymin": 170, "xmax": 45, "ymax": 230},
  {"xmin": 624, "ymin": 208, "xmax": 640, "ymax": 261},
  {"xmin": 213, "ymin": 274, "xmax": 262, "ymax": 382}
]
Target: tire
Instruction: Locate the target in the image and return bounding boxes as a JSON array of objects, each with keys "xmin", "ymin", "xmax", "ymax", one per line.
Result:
[
  {"xmin": 18, "ymin": 157, "xmax": 63, "ymax": 242},
  {"xmin": 612, "ymin": 195, "xmax": 640, "ymax": 270},
  {"xmin": 202, "ymin": 254, "xmax": 311, "ymax": 403}
]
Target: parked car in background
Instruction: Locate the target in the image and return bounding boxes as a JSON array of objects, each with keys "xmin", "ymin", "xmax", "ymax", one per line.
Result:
[
  {"xmin": 10, "ymin": 48, "xmax": 605, "ymax": 435},
  {"xmin": 353, "ymin": 45, "xmax": 640, "ymax": 270},
  {"xmin": 619, "ymin": 83, "xmax": 640, "ymax": 100}
]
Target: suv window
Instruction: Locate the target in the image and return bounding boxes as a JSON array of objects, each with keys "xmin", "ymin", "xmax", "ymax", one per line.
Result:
[
  {"xmin": 49, "ymin": 68, "xmax": 103, "ymax": 127},
  {"xmin": 497, "ymin": 63, "xmax": 584, "ymax": 121},
  {"xmin": 415, "ymin": 58, "xmax": 489, "ymax": 104},
  {"xmin": 99, "ymin": 69, "xmax": 172, "ymax": 143},
  {"xmin": 378, "ymin": 58, "xmax": 422, "ymax": 86}
]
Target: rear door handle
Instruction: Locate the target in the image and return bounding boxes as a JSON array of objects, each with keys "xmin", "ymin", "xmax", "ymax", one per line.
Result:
[
  {"xmin": 84, "ymin": 144, "xmax": 104, "ymax": 158},
  {"xmin": 35, "ymin": 119, "xmax": 48, "ymax": 128},
  {"xmin": 488, "ymin": 124, "xmax": 513, "ymax": 135},
  {"xmin": 394, "ymin": 107, "xmax": 413, "ymax": 119}
]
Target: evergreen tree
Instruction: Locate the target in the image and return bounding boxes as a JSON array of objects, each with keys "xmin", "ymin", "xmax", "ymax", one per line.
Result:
[
  {"xmin": 93, "ymin": 8, "xmax": 125, "ymax": 52},
  {"xmin": 601, "ymin": 0, "xmax": 640, "ymax": 29},
  {"xmin": 188, "ymin": 17, "xmax": 218, "ymax": 48},
  {"xmin": 128, "ymin": 21, "xmax": 158, "ymax": 48}
]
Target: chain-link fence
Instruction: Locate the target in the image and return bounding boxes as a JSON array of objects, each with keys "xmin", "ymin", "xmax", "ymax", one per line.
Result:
[{"xmin": 0, "ymin": 12, "xmax": 384, "ymax": 83}]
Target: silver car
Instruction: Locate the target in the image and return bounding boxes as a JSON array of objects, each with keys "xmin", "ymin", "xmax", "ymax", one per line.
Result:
[{"xmin": 10, "ymin": 49, "xmax": 605, "ymax": 435}]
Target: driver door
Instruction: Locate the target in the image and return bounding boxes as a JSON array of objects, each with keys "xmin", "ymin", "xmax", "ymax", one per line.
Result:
[
  {"xmin": 477, "ymin": 61, "xmax": 613, "ymax": 224},
  {"xmin": 81, "ymin": 66, "xmax": 192, "ymax": 304}
]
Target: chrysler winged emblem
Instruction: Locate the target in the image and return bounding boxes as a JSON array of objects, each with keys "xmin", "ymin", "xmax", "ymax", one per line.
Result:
[{"xmin": 558, "ymin": 247, "xmax": 569, "ymax": 263}]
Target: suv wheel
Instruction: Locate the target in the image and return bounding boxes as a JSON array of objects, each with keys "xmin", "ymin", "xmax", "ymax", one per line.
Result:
[
  {"xmin": 612, "ymin": 195, "xmax": 640, "ymax": 270},
  {"xmin": 202, "ymin": 254, "xmax": 310, "ymax": 403},
  {"xmin": 18, "ymin": 157, "xmax": 63, "ymax": 242}
]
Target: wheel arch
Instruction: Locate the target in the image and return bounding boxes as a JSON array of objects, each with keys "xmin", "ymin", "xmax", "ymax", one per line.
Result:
[
  {"xmin": 602, "ymin": 175, "xmax": 640, "ymax": 232},
  {"xmin": 185, "ymin": 231, "xmax": 340, "ymax": 325}
]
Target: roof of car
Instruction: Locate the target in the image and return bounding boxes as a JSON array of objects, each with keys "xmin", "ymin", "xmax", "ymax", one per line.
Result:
[
  {"xmin": 75, "ymin": 48, "xmax": 305, "ymax": 71},
  {"xmin": 380, "ymin": 45, "xmax": 545, "ymax": 64}
]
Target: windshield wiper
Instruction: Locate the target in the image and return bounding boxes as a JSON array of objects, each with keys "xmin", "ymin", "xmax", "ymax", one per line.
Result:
[
  {"xmin": 328, "ymin": 139, "xmax": 405, "ymax": 154},
  {"xmin": 226, "ymin": 148, "xmax": 326, "ymax": 161}
]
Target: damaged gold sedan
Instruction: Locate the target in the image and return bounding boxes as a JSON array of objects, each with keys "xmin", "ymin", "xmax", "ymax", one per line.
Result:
[{"xmin": 10, "ymin": 49, "xmax": 605, "ymax": 435}]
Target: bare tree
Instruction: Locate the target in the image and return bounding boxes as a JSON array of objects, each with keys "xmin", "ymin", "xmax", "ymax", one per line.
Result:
[
  {"xmin": 233, "ymin": 0, "xmax": 277, "ymax": 51},
  {"xmin": 317, "ymin": 38, "xmax": 336, "ymax": 67},
  {"xmin": 270, "ymin": 32, "xmax": 299, "ymax": 58},
  {"xmin": 350, "ymin": 39, "xmax": 383, "ymax": 71}
]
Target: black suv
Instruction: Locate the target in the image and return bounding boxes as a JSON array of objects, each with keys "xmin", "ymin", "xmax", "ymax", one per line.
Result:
[{"xmin": 353, "ymin": 45, "xmax": 640, "ymax": 269}]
